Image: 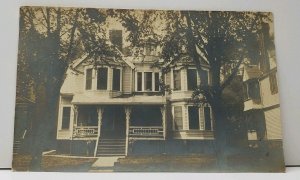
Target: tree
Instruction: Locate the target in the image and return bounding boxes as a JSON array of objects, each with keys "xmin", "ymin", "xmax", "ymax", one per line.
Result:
[
  {"xmin": 18, "ymin": 7, "xmax": 117, "ymax": 170},
  {"xmin": 111, "ymin": 9, "xmax": 271, "ymax": 169}
]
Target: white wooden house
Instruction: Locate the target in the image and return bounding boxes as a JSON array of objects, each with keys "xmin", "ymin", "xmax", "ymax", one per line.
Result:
[
  {"xmin": 56, "ymin": 32, "xmax": 214, "ymax": 156},
  {"xmin": 243, "ymin": 23, "xmax": 282, "ymax": 147}
]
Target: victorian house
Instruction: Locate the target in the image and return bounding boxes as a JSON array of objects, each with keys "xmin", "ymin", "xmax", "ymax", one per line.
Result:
[{"xmin": 56, "ymin": 30, "xmax": 214, "ymax": 156}]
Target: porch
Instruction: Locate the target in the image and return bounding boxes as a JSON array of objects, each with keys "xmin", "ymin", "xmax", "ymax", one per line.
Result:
[{"xmin": 69, "ymin": 105, "xmax": 167, "ymax": 156}]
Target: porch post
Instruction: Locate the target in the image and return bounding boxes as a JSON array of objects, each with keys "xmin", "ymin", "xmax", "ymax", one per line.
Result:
[
  {"xmin": 125, "ymin": 106, "xmax": 132, "ymax": 156},
  {"xmin": 160, "ymin": 105, "xmax": 166, "ymax": 139},
  {"xmin": 71, "ymin": 105, "xmax": 78, "ymax": 139},
  {"xmin": 94, "ymin": 106, "xmax": 104, "ymax": 157}
]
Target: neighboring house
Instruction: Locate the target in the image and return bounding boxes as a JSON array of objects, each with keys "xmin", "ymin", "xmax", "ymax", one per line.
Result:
[
  {"xmin": 56, "ymin": 30, "xmax": 214, "ymax": 156},
  {"xmin": 14, "ymin": 96, "xmax": 35, "ymax": 154},
  {"xmin": 243, "ymin": 23, "xmax": 282, "ymax": 148}
]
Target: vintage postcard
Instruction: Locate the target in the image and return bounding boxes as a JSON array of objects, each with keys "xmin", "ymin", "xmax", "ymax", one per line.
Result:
[{"xmin": 13, "ymin": 6, "xmax": 285, "ymax": 172}]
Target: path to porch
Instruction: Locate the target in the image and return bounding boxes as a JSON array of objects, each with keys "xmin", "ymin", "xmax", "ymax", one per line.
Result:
[{"xmin": 89, "ymin": 156, "xmax": 124, "ymax": 172}]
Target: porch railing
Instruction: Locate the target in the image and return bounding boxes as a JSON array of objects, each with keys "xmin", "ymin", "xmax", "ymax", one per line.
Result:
[
  {"xmin": 73, "ymin": 126, "xmax": 98, "ymax": 138},
  {"xmin": 129, "ymin": 126, "xmax": 164, "ymax": 139}
]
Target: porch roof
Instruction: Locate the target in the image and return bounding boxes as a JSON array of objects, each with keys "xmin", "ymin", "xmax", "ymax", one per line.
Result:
[{"xmin": 71, "ymin": 94, "xmax": 166, "ymax": 105}]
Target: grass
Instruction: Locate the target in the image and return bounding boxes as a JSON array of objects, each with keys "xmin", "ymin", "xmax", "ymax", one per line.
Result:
[{"xmin": 12, "ymin": 154, "xmax": 97, "ymax": 172}]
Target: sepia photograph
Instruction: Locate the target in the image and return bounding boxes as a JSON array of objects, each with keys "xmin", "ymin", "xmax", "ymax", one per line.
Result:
[{"xmin": 13, "ymin": 6, "xmax": 284, "ymax": 172}]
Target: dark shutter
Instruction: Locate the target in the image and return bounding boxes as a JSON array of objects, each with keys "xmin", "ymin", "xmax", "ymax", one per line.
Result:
[
  {"xmin": 188, "ymin": 106, "xmax": 200, "ymax": 130},
  {"xmin": 97, "ymin": 68, "xmax": 108, "ymax": 90},
  {"xmin": 173, "ymin": 70, "xmax": 181, "ymax": 90},
  {"xmin": 269, "ymin": 72, "xmax": 278, "ymax": 94},
  {"xmin": 112, "ymin": 69, "xmax": 121, "ymax": 91},
  {"xmin": 174, "ymin": 106, "xmax": 183, "ymax": 130},
  {"xmin": 204, "ymin": 107, "xmax": 212, "ymax": 131},
  {"xmin": 137, "ymin": 72, "xmax": 142, "ymax": 91},
  {"xmin": 62, "ymin": 107, "xmax": 71, "ymax": 129},
  {"xmin": 187, "ymin": 69, "xmax": 197, "ymax": 90},
  {"xmin": 85, "ymin": 69, "xmax": 92, "ymax": 90}
]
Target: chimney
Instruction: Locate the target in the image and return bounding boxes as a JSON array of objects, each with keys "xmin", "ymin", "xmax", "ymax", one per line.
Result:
[{"xmin": 109, "ymin": 30, "xmax": 123, "ymax": 52}]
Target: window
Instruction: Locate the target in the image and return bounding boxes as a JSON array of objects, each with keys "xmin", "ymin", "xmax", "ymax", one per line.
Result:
[
  {"xmin": 97, "ymin": 68, "xmax": 108, "ymax": 90},
  {"xmin": 155, "ymin": 73, "xmax": 160, "ymax": 91},
  {"xmin": 204, "ymin": 107, "xmax": 212, "ymax": 131},
  {"xmin": 136, "ymin": 72, "xmax": 160, "ymax": 91},
  {"xmin": 174, "ymin": 106, "xmax": 183, "ymax": 130},
  {"xmin": 137, "ymin": 72, "xmax": 142, "ymax": 91},
  {"xmin": 188, "ymin": 106, "xmax": 200, "ymax": 130},
  {"xmin": 269, "ymin": 72, "xmax": 278, "ymax": 94},
  {"xmin": 248, "ymin": 80, "xmax": 261, "ymax": 102},
  {"xmin": 187, "ymin": 69, "xmax": 198, "ymax": 90},
  {"xmin": 144, "ymin": 72, "xmax": 152, "ymax": 91},
  {"xmin": 173, "ymin": 70, "xmax": 181, "ymax": 91},
  {"xmin": 112, "ymin": 68, "xmax": 121, "ymax": 91},
  {"xmin": 61, "ymin": 107, "xmax": 71, "ymax": 129},
  {"xmin": 200, "ymin": 70, "xmax": 209, "ymax": 86},
  {"xmin": 85, "ymin": 69, "xmax": 93, "ymax": 90}
]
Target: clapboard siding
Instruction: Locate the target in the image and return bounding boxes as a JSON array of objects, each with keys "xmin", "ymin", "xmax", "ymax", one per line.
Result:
[
  {"xmin": 123, "ymin": 66, "xmax": 132, "ymax": 93},
  {"xmin": 260, "ymin": 75, "xmax": 279, "ymax": 108},
  {"xmin": 265, "ymin": 108, "xmax": 282, "ymax": 140}
]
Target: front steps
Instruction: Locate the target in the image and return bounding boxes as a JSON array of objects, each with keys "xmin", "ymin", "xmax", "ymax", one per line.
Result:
[
  {"xmin": 13, "ymin": 140, "xmax": 21, "ymax": 154},
  {"xmin": 96, "ymin": 139, "xmax": 126, "ymax": 157}
]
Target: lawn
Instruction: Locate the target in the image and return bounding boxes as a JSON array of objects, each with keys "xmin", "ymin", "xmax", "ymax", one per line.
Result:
[{"xmin": 12, "ymin": 154, "xmax": 97, "ymax": 172}]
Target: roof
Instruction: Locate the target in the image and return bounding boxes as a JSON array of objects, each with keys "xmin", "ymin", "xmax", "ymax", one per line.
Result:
[
  {"xmin": 71, "ymin": 51, "xmax": 135, "ymax": 70},
  {"xmin": 243, "ymin": 66, "xmax": 262, "ymax": 81},
  {"xmin": 72, "ymin": 93, "xmax": 166, "ymax": 105}
]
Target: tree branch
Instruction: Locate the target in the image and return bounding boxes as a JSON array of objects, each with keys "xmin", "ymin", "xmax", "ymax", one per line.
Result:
[{"xmin": 220, "ymin": 58, "xmax": 243, "ymax": 90}]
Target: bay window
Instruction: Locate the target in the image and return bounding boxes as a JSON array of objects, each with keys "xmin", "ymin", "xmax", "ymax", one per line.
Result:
[{"xmin": 187, "ymin": 69, "xmax": 198, "ymax": 90}]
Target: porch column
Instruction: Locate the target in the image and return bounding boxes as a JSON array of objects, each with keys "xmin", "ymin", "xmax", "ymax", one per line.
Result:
[
  {"xmin": 71, "ymin": 105, "xmax": 78, "ymax": 139},
  {"xmin": 94, "ymin": 106, "xmax": 104, "ymax": 157},
  {"xmin": 160, "ymin": 105, "xmax": 166, "ymax": 139},
  {"xmin": 125, "ymin": 106, "xmax": 132, "ymax": 155}
]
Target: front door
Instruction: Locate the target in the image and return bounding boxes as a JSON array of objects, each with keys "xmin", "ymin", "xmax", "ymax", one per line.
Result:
[{"xmin": 101, "ymin": 106, "xmax": 126, "ymax": 139}]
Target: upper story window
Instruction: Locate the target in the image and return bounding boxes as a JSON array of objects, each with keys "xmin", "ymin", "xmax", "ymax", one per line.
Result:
[
  {"xmin": 136, "ymin": 72, "xmax": 160, "ymax": 92},
  {"xmin": 173, "ymin": 70, "xmax": 181, "ymax": 91},
  {"xmin": 243, "ymin": 80, "xmax": 261, "ymax": 103},
  {"xmin": 187, "ymin": 69, "xmax": 198, "ymax": 90},
  {"xmin": 85, "ymin": 69, "xmax": 93, "ymax": 90},
  {"xmin": 112, "ymin": 68, "xmax": 121, "ymax": 91},
  {"xmin": 97, "ymin": 67, "xmax": 108, "ymax": 90},
  {"xmin": 187, "ymin": 68, "xmax": 209, "ymax": 91},
  {"xmin": 269, "ymin": 71, "xmax": 278, "ymax": 95}
]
